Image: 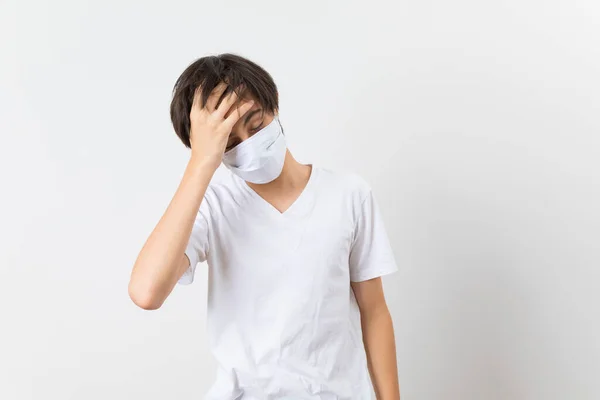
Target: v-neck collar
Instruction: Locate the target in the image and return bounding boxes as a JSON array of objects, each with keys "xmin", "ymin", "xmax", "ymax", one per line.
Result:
[{"xmin": 236, "ymin": 165, "xmax": 319, "ymax": 218}]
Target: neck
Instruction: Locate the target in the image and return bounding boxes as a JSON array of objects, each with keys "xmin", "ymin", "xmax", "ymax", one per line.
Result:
[{"xmin": 247, "ymin": 151, "xmax": 311, "ymax": 192}]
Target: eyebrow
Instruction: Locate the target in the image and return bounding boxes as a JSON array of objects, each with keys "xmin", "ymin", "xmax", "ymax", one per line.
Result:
[{"xmin": 244, "ymin": 109, "xmax": 262, "ymax": 127}]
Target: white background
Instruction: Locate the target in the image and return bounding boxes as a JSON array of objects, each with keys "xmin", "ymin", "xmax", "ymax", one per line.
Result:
[{"xmin": 1, "ymin": 0, "xmax": 599, "ymax": 399}]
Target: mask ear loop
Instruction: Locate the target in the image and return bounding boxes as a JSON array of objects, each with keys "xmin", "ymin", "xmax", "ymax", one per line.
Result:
[
  {"xmin": 276, "ymin": 116, "xmax": 285, "ymax": 136},
  {"xmin": 266, "ymin": 117, "xmax": 285, "ymax": 151}
]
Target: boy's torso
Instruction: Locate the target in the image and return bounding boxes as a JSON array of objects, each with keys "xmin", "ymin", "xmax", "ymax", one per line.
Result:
[{"xmin": 198, "ymin": 168, "xmax": 374, "ymax": 399}]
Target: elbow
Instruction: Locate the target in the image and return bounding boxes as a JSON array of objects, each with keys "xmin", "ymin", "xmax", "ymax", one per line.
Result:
[{"xmin": 128, "ymin": 279, "xmax": 164, "ymax": 310}]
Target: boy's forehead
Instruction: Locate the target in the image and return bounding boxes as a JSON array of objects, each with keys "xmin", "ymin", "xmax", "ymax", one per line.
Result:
[
  {"xmin": 222, "ymin": 85, "xmax": 256, "ymax": 103},
  {"xmin": 238, "ymin": 87, "xmax": 259, "ymax": 102}
]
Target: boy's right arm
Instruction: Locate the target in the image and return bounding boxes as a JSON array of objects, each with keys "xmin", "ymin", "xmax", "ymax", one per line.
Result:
[
  {"xmin": 128, "ymin": 158, "xmax": 215, "ymax": 310},
  {"xmin": 128, "ymin": 82, "xmax": 253, "ymax": 310}
]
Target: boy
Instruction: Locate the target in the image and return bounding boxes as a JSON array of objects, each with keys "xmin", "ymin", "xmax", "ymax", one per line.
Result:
[{"xmin": 129, "ymin": 53, "xmax": 400, "ymax": 399}]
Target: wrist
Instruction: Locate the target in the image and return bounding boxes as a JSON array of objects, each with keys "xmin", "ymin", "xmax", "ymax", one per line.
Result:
[
  {"xmin": 189, "ymin": 153, "xmax": 221, "ymax": 171},
  {"xmin": 186, "ymin": 155, "xmax": 219, "ymax": 181}
]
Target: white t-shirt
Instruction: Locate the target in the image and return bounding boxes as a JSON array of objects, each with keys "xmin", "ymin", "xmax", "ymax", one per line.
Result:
[{"xmin": 180, "ymin": 166, "xmax": 397, "ymax": 399}]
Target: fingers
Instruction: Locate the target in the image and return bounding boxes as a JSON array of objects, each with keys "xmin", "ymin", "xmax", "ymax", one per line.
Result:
[
  {"xmin": 191, "ymin": 85, "xmax": 203, "ymax": 112},
  {"xmin": 205, "ymin": 82, "xmax": 228, "ymax": 112},
  {"xmin": 215, "ymin": 85, "xmax": 244, "ymax": 119},
  {"xmin": 224, "ymin": 100, "xmax": 254, "ymax": 128}
]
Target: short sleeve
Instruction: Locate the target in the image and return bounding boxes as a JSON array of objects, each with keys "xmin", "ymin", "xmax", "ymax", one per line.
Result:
[
  {"xmin": 349, "ymin": 189, "xmax": 398, "ymax": 282},
  {"xmin": 179, "ymin": 207, "xmax": 209, "ymax": 285}
]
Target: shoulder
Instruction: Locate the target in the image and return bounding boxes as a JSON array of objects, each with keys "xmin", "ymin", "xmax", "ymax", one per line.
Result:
[
  {"xmin": 199, "ymin": 169, "xmax": 245, "ymax": 217},
  {"xmin": 315, "ymin": 167, "xmax": 372, "ymax": 203},
  {"xmin": 205, "ymin": 169, "xmax": 241, "ymax": 198}
]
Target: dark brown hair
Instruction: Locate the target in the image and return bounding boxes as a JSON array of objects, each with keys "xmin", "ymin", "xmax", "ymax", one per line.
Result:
[{"xmin": 170, "ymin": 53, "xmax": 279, "ymax": 148}]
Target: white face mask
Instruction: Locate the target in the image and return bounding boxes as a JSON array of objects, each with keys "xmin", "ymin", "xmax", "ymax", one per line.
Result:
[{"xmin": 222, "ymin": 116, "xmax": 287, "ymax": 184}]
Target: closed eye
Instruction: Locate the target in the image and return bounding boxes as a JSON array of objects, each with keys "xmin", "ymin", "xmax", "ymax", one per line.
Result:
[
  {"xmin": 226, "ymin": 119, "xmax": 264, "ymax": 151},
  {"xmin": 250, "ymin": 119, "xmax": 265, "ymax": 134}
]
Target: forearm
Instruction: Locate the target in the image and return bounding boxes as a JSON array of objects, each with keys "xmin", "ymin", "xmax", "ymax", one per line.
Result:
[
  {"xmin": 129, "ymin": 157, "xmax": 214, "ymax": 309},
  {"xmin": 361, "ymin": 306, "xmax": 400, "ymax": 400}
]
